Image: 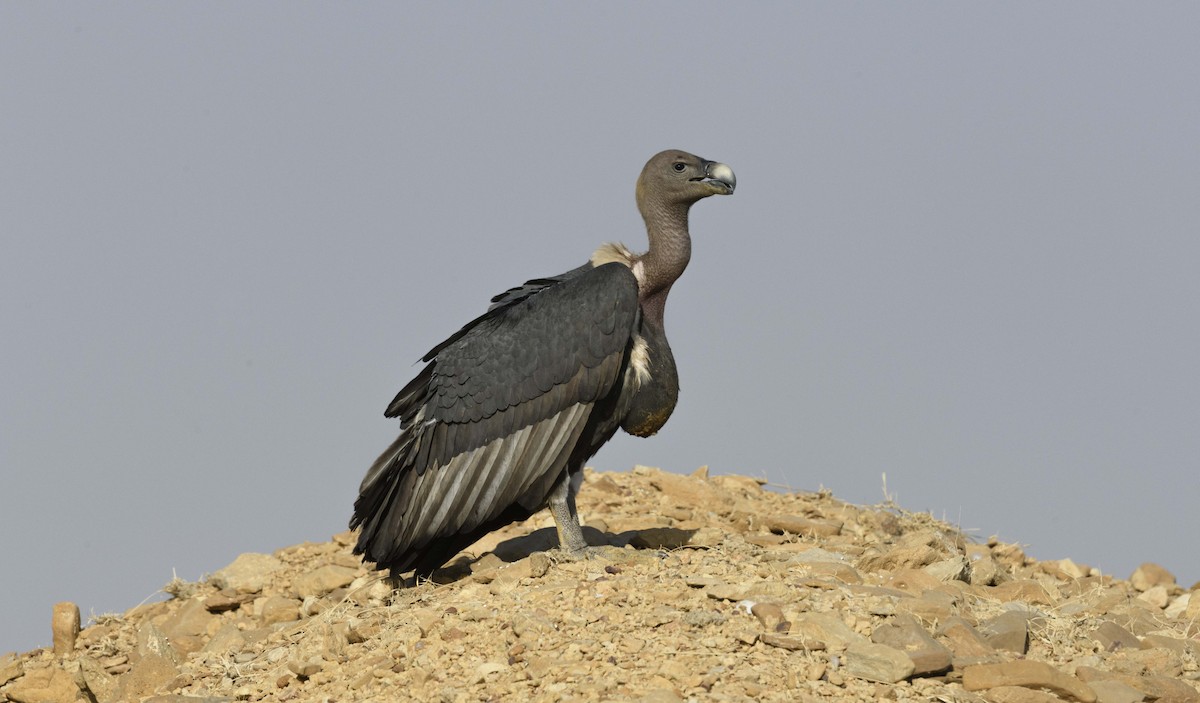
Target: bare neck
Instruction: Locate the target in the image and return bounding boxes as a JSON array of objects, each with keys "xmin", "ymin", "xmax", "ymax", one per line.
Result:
[{"xmin": 637, "ymin": 199, "xmax": 692, "ymax": 299}]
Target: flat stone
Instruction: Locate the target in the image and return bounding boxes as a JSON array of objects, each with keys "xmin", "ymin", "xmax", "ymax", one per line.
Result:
[
  {"xmin": 923, "ymin": 556, "xmax": 969, "ymax": 582},
  {"xmin": 963, "ymin": 661, "xmax": 1096, "ymax": 703},
  {"xmin": 200, "ymin": 623, "xmax": 246, "ymax": 656},
  {"xmin": 984, "ymin": 579, "xmax": 1057, "ymax": 605},
  {"xmin": 258, "ymin": 596, "xmax": 300, "ymax": 625},
  {"xmin": 1164, "ymin": 592, "xmax": 1191, "ymax": 619},
  {"xmin": 895, "ymin": 590, "xmax": 958, "ymax": 624},
  {"xmin": 114, "ymin": 653, "xmax": 180, "ymax": 701},
  {"xmin": 870, "ymin": 614, "xmax": 952, "ymax": 676},
  {"xmin": 1075, "ymin": 666, "xmax": 1199, "ymax": 702},
  {"xmin": 161, "ymin": 598, "xmax": 217, "ymax": 651},
  {"xmin": 1092, "ymin": 621, "xmax": 1141, "ymax": 652},
  {"xmin": 764, "ymin": 514, "xmax": 843, "ymax": 537},
  {"xmin": 292, "ymin": 564, "xmax": 358, "ymax": 598},
  {"xmin": 643, "ymin": 467, "xmax": 718, "ymax": 506},
  {"xmin": 51, "ymin": 602, "xmax": 80, "ymax": 656},
  {"xmin": 79, "ymin": 655, "xmax": 119, "ymax": 703},
  {"xmin": 1130, "ymin": 563, "xmax": 1175, "ymax": 592},
  {"xmin": 790, "ymin": 612, "xmax": 866, "ymax": 649},
  {"xmin": 843, "ymin": 642, "xmax": 916, "ymax": 683},
  {"xmin": 4, "ymin": 666, "xmax": 80, "ymax": 703},
  {"xmin": 750, "ymin": 602, "xmax": 787, "ymax": 631},
  {"xmin": 982, "ymin": 685, "xmax": 1065, "ymax": 703},
  {"xmin": 760, "ymin": 632, "xmax": 824, "ymax": 651},
  {"xmin": 137, "ymin": 622, "xmax": 182, "ymax": 666},
  {"xmin": 979, "ymin": 611, "xmax": 1030, "ymax": 654},
  {"xmin": 209, "ymin": 553, "xmax": 285, "ymax": 593},
  {"xmin": 203, "ymin": 592, "xmax": 246, "ymax": 613},
  {"xmin": 629, "ymin": 527, "xmax": 694, "ymax": 549},
  {"xmin": 1086, "ymin": 679, "xmax": 1146, "ymax": 703},
  {"xmin": 1136, "ymin": 585, "xmax": 1169, "ymax": 609},
  {"xmin": 936, "ymin": 617, "xmax": 999, "ymax": 665}
]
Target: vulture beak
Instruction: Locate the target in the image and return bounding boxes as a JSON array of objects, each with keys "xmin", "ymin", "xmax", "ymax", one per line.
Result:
[{"xmin": 701, "ymin": 161, "xmax": 736, "ymax": 195}]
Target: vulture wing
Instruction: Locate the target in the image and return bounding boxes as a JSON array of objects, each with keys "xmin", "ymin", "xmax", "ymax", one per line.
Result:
[{"xmin": 351, "ymin": 262, "xmax": 640, "ymax": 574}]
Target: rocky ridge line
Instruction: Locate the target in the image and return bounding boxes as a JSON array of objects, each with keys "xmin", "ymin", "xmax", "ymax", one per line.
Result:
[{"xmin": 2, "ymin": 466, "xmax": 1198, "ymax": 703}]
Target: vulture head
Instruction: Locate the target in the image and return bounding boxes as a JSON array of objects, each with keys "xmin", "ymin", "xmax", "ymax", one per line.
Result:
[{"xmin": 636, "ymin": 150, "xmax": 736, "ymax": 213}]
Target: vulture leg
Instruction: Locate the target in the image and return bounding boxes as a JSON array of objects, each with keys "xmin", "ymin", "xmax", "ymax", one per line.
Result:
[{"xmin": 546, "ymin": 469, "xmax": 588, "ymax": 553}]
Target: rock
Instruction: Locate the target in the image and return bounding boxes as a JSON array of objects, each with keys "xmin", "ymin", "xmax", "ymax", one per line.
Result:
[
  {"xmin": 639, "ymin": 688, "xmax": 685, "ymax": 703},
  {"xmin": 750, "ymin": 602, "xmax": 787, "ymax": 631},
  {"xmin": 160, "ymin": 599, "xmax": 217, "ymax": 654},
  {"xmin": 1130, "ymin": 563, "xmax": 1175, "ymax": 592},
  {"xmin": 937, "ymin": 617, "xmax": 998, "ymax": 665},
  {"xmin": 760, "ymin": 633, "xmax": 824, "ymax": 651},
  {"xmin": 1136, "ymin": 585, "xmax": 1169, "ymax": 609},
  {"xmin": 979, "ymin": 611, "xmax": 1030, "ymax": 654},
  {"xmin": 1164, "ymin": 592, "xmax": 1191, "ymax": 619},
  {"xmin": 51, "ymin": 602, "xmax": 80, "ymax": 656},
  {"xmin": 870, "ymin": 614, "xmax": 952, "ymax": 676},
  {"xmin": 203, "ymin": 592, "xmax": 246, "ymax": 613},
  {"xmin": 642, "ymin": 467, "xmax": 718, "ymax": 506},
  {"xmin": 629, "ymin": 527, "xmax": 694, "ymax": 549},
  {"xmin": 114, "ymin": 653, "xmax": 180, "ymax": 701},
  {"xmin": 982, "ymin": 685, "xmax": 1066, "ymax": 703},
  {"xmin": 842, "ymin": 642, "xmax": 915, "ymax": 683},
  {"xmin": 1075, "ymin": 666, "xmax": 1199, "ymax": 702},
  {"xmin": 1, "ymin": 656, "xmax": 20, "ymax": 686},
  {"xmin": 963, "ymin": 661, "xmax": 1096, "ymax": 703},
  {"xmin": 790, "ymin": 612, "xmax": 866, "ymax": 649},
  {"xmin": 287, "ymin": 660, "xmax": 322, "ymax": 678},
  {"xmin": 209, "ymin": 552, "xmax": 285, "ymax": 593},
  {"xmin": 4, "ymin": 666, "xmax": 80, "ymax": 703},
  {"xmin": 1092, "ymin": 621, "xmax": 1141, "ymax": 652},
  {"xmin": 923, "ymin": 556, "xmax": 969, "ymax": 582},
  {"xmin": 200, "ymin": 623, "xmax": 246, "ymax": 656},
  {"xmin": 1086, "ymin": 679, "xmax": 1146, "ymax": 703},
  {"xmin": 137, "ymin": 622, "xmax": 182, "ymax": 666},
  {"xmin": 764, "ymin": 514, "xmax": 843, "ymax": 537},
  {"xmin": 258, "ymin": 595, "xmax": 300, "ymax": 625},
  {"xmin": 967, "ymin": 548, "xmax": 1005, "ymax": 586},
  {"xmin": 78, "ymin": 655, "xmax": 119, "ymax": 703},
  {"xmin": 292, "ymin": 564, "xmax": 358, "ymax": 598},
  {"xmin": 985, "ymin": 579, "xmax": 1056, "ymax": 605}
]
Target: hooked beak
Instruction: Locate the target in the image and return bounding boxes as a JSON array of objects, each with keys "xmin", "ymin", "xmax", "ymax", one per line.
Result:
[{"xmin": 701, "ymin": 161, "xmax": 736, "ymax": 195}]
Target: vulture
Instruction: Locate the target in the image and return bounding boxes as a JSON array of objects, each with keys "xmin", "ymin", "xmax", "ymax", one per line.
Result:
[{"xmin": 351, "ymin": 150, "xmax": 736, "ymax": 577}]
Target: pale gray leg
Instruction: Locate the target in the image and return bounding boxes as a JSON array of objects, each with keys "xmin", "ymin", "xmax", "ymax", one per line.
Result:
[{"xmin": 547, "ymin": 469, "xmax": 588, "ymax": 553}]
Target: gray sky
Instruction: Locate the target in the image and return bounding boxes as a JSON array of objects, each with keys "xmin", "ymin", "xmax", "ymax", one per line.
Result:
[{"xmin": 3, "ymin": 4, "xmax": 1198, "ymax": 653}]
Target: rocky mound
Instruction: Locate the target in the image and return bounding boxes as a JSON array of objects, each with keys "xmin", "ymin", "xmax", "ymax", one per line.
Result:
[{"xmin": 2, "ymin": 466, "xmax": 1198, "ymax": 703}]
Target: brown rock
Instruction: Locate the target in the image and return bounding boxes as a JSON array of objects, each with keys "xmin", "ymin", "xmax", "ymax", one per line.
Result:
[
  {"xmin": 51, "ymin": 602, "xmax": 80, "ymax": 656},
  {"xmin": 641, "ymin": 466, "xmax": 718, "ymax": 505},
  {"xmin": 114, "ymin": 653, "xmax": 180, "ymax": 701},
  {"xmin": 985, "ymin": 579, "xmax": 1057, "ymax": 605},
  {"xmin": 292, "ymin": 564, "xmax": 358, "ymax": 598},
  {"xmin": 78, "ymin": 655, "xmax": 119, "ymax": 703},
  {"xmin": 4, "ymin": 666, "xmax": 80, "ymax": 703},
  {"xmin": 629, "ymin": 527, "xmax": 694, "ymax": 550},
  {"xmin": 765, "ymin": 514, "xmax": 843, "ymax": 537},
  {"xmin": 843, "ymin": 642, "xmax": 916, "ymax": 683},
  {"xmin": 979, "ymin": 611, "xmax": 1031, "ymax": 654},
  {"xmin": 923, "ymin": 556, "xmax": 969, "ymax": 582},
  {"xmin": 760, "ymin": 632, "xmax": 824, "ymax": 651},
  {"xmin": 790, "ymin": 612, "xmax": 866, "ymax": 649},
  {"xmin": 137, "ymin": 622, "xmax": 182, "ymax": 666},
  {"xmin": 1086, "ymin": 679, "xmax": 1147, "ymax": 703},
  {"xmin": 258, "ymin": 595, "xmax": 300, "ymax": 625},
  {"xmin": 937, "ymin": 617, "xmax": 999, "ymax": 665},
  {"xmin": 209, "ymin": 552, "xmax": 285, "ymax": 593},
  {"xmin": 1136, "ymin": 585, "xmax": 1169, "ymax": 609},
  {"xmin": 870, "ymin": 614, "xmax": 952, "ymax": 676},
  {"xmin": 963, "ymin": 661, "xmax": 1096, "ymax": 703},
  {"xmin": 160, "ymin": 598, "xmax": 217, "ymax": 654},
  {"xmin": 287, "ymin": 660, "xmax": 323, "ymax": 678},
  {"xmin": 1130, "ymin": 563, "xmax": 1175, "ymax": 592},
  {"xmin": 1092, "ymin": 621, "xmax": 1141, "ymax": 652},
  {"xmin": 1075, "ymin": 666, "xmax": 1199, "ymax": 702},
  {"xmin": 202, "ymin": 592, "xmax": 246, "ymax": 613},
  {"xmin": 982, "ymin": 685, "xmax": 1065, "ymax": 703},
  {"xmin": 750, "ymin": 602, "xmax": 786, "ymax": 631}
]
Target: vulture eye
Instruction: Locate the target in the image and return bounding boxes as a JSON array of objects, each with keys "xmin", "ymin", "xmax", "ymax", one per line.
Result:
[{"xmin": 672, "ymin": 162, "xmax": 686, "ymax": 172}]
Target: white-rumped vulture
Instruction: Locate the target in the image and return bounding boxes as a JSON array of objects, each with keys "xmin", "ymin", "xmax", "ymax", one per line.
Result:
[{"xmin": 351, "ymin": 150, "xmax": 735, "ymax": 576}]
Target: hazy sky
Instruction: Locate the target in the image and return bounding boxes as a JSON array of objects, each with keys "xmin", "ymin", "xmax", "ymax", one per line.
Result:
[{"xmin": 3, "ymin": 4, "xmax": 1198, "ymax": 653}]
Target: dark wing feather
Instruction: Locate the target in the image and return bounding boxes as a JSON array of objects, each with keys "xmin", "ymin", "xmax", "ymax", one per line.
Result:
[{"xmin": 352, "ymin": 263, "xmax": 640, "ymax": 575}]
